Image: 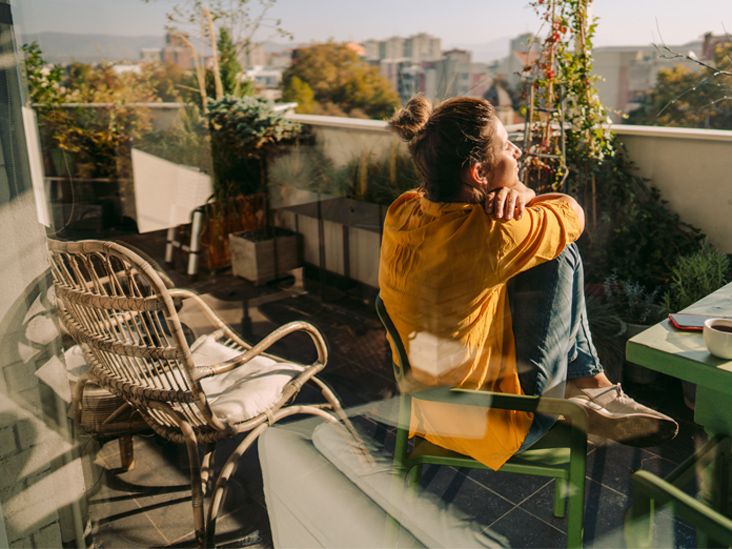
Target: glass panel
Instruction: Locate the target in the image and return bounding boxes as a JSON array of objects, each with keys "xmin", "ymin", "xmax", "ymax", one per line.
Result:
[
  {"xmin": 0, "ymin": 4, "xmax": 88, "ymax": 546},
  {"xmin": 5, "ymin": 1, "xmax": 729, "ymax": 547}
]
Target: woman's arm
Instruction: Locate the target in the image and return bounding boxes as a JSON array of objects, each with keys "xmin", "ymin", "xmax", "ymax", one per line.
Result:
[
  {"xmin": 529, "ymin": 193, "xmax": 585, "ymax": 233},
  {"xmin": 484, "ymin": 186, "xmax": 585, "ymax": 233}
]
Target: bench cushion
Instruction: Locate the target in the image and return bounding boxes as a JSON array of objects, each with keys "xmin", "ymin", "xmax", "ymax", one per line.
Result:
[{"xmin": 312, "ymin": 420, "xmax": 505, "ymax": 548}]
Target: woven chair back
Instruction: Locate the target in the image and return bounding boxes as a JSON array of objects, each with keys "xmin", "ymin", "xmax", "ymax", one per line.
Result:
[{"xmin": 47, "ymin": 239, "xmax": 216, "ymax": 434}]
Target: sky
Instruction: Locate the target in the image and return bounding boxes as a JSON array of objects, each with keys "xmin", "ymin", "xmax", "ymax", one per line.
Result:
[{"xmin": 13, "ymin": 0, "xmax": 731, "ymax": 49}]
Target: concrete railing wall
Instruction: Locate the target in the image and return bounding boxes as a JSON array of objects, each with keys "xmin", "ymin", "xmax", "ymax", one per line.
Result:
[
  {"xmin": 286, "ymin": 115, "xmax": 732, "ymax": 254},
  {"xmin": 613, "ymin": 125, "xmax": 732, "ymax": 254}
]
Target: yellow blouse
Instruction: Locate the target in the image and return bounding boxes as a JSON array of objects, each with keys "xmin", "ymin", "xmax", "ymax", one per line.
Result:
[{"xmin": 378, "ymin": 190, "xmax": 582, "ymax": 469}]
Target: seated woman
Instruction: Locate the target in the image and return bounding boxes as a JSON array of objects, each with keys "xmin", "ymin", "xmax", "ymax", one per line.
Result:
[{"xmin": 378, "ymin": 95, "xmax": 677, "ymax": 470}]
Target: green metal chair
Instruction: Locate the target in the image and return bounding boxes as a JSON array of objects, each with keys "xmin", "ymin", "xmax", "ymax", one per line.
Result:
[
  {"xmin": 625, "ymin": 435, "xmax": 732, "ymax": 548},
  {"xmin": 375, "ymin": 295, "xmax": 589, "ymax": 548}
]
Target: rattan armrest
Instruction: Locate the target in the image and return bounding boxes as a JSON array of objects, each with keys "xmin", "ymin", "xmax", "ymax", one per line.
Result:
[
  {"xmin": 411, "ymin": 387, "xmax": 588, "ymax": 431},
  {"xmin": 168, "ymin": 288, "xmax": 250, "ymax": 348},
  {"xmin": 191, "ymin": 320, "xmax": 328, "ymax": 380}
]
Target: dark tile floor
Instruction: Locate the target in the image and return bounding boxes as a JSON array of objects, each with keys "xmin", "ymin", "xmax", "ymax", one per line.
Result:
[{"xmin": 83, "ymin": 231, "xmax": 707, "ymax": 548}]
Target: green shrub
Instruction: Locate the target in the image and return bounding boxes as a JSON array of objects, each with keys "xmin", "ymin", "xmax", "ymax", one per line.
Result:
[
  {"xmin": 207, "ymin": 96, "xmax": 301, "ymax": 200},
  {"xmin": 662, "ymin": 240, "xmax": 730, "ymax": 313},
  {"xmin": 567, "ymin": 135, "xmax": 703, "ymax": 290},
  {"xmin": 602, "ymin": 274, "xmax": 664, "ymax": 325}
]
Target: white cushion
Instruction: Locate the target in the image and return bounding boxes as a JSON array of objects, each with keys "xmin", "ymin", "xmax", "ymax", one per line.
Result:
[
  {"xmin": 312, "ymin": 421, "xmax": 505, "ymax": 548},
  {"xmin": 191, "ymin": 334, "xmax": 305, "ymax": 423}
]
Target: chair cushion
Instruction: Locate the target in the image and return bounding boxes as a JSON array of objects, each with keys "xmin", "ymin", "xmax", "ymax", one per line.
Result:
[
  {"xmin": 312, "ymin": 420, "xmax": 506, "ymax": 548},
  {"xmin": 191, "ymin": 334, "xmax": 306, "ymax": 423}
]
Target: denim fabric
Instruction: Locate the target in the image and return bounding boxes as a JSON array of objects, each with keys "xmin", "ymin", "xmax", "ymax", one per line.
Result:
[{"xmin": 508, "ymin": 243, "xmax": 603, "ymax": 452}]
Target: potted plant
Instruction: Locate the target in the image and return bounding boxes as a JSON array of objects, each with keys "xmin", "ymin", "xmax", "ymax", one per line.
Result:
[
  {"xmin": 205, "ymin": 95, "xmax": 302, "ymax": 278},
  {"xmin": 603, "ymin": 275, "xmax": 666, "ymax": 384},
  {"xmin": 662, "ymin": 240, "xmax": 730, "ymax": 407}
]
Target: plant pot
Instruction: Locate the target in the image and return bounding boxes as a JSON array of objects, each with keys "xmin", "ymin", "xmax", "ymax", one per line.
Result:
[
  {"xmin": 201, "ymin": 194, "xmax": 267, "ymax": 271},
  {"xmin": 624, "ymin": 322, "xmax": 660, "ymax": 384},
  {"xmin": 229, "ymin": 227, "xmax": 301, "ymax": 285}
]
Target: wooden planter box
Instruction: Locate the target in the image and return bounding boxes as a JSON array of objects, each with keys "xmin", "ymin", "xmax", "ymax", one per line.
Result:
[
  {"xmin": 275, "ymin": 197, "xmax": 386, "ymax": 288},
  {"xmin": 229, "ymin": 228, "xmax": 301, "ymax": 285}
]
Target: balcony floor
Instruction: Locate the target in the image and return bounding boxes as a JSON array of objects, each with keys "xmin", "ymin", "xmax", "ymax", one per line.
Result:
[{"xmin": 84, "ymin": 230, "xmax": 704, "ymax": 548}]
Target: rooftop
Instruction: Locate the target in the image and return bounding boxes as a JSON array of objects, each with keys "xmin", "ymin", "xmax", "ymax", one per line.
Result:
[{"xmin": 79, "ymin": 229, "xmax": 705, "ymax": 548}]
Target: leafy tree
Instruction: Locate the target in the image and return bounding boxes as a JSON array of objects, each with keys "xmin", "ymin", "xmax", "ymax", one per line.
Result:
[
  {"xmin": 207, "ymin": 95, "xmax": 301, "ymax": 198},
  {"xmin": 141, "ymin": 61, "xmax": 192, "ymax": 102},
  {"xmin": 21, "ymin": 41, "xmax": 65, "ymax": 105},
  {"xmin": 143, "ymin": 0, "xmax": 290, "ymax": 110},
  {"xmin": 23, "ymin": 44, "xmax": 160, "ymax": 178},
  {"xmin": 282, "ymin": 42, "xmax": 400, "ymax": 119},
  {"xmin": 628, "ymin": 42, "xmax": 732, "ymax": 130},
  {"xmin": 282, "ymin": 75, "xmax": 314, "ymax": 112},
  {"xmin": 214, "ymin": 27, "xmax": 253, "ymax": 97}
]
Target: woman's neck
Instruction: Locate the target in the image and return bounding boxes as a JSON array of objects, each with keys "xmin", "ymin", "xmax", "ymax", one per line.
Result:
[
  {"xmin": 424, "ymin": 179, "xmax": 488, "ymax": 203},
  {"xmin": 442, "ymin": 183, "xmax": 485, "ymax": 204}
]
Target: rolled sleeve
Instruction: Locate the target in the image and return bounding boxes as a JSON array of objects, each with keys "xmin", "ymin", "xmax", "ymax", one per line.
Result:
[{"xmin": 492, "ymin": 197, "xmax": 582, "ymax": 280}]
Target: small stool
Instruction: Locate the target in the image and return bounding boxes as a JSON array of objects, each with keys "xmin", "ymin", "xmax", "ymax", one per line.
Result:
[{"xmin": 66, "ymin": 345, "xmax": 148, "ymax": 471}]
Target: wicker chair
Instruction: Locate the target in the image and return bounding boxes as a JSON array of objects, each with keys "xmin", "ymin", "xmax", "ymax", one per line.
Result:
[{"xmin": 48, "ymin": 238, "xmax": 360, "ymax": 547}]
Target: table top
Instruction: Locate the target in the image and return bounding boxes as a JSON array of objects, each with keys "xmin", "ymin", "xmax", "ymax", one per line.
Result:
[{"xmin": 626, "ymin": 281, "xmax": 732, "ymax": 390}]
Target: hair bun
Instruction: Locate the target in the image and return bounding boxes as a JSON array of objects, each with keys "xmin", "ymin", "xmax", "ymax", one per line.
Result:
[{"xmin": 389, "ymin": 95, "xmax": 432, "ymax": 141}]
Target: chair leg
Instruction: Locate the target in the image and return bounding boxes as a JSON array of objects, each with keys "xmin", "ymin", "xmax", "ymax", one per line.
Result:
[
  {"xmin": 553, "ymin": 479, "xmax": 566, "ymax": 519},
  {"xmin": 201, "ymin": 443, "xmax": 216, "ymax": 496},
  {"xmin": 566, "ymin": 430, "xmax": 586, "ymax": 549},
  {"xmin": 118, "ymin": 435, "xmax": 135, "ymax": 471},
  {"xmin": 624, "ymin": 491, "xmax": 654, "ymax": 548},
  {"xmin": 406, "ymin": 464, "xmax": 422, "ymax": 486},
  {"xmin": 205, "ymin": 405, "xmax": 339, "ymax": 548},
  {"xmin": 178, "ymin": 423, "xmax": 205, "ymax": 548},
  {"xmin": 310, "ymin": 376, "xmax": 371, "ymax": 455},
  {"xmin": 206, "ymin": 424, "xmax": 269, "ymax": 548}
]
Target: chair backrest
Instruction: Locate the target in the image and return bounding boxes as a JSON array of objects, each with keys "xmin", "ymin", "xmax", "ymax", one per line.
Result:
[
  {"xmin": 374, "ymin": 294, "xmax": 412, "ymax": 384},
  {"xmin": 47, "ymin": 238, "xmax": 221, "ymax": 436},
  {"xmin": 374, "ymin": 294, "xmax": 415, "ymax": 467}
]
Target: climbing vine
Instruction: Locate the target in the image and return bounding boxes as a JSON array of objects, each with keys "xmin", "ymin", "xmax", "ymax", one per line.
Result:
[{"xmin": 523, "ymin": 0, "xmax": 614, "ymax": 191}]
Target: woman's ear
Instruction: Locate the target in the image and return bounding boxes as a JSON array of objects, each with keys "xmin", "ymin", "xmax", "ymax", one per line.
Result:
[{"xmin": 468, "ymin": 162, "xmax": 489, "ymax": 186}]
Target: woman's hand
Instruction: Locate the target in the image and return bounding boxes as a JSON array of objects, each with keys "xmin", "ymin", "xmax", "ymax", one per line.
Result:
[{"xmin": 483, "ymin": 184, "xmax": 536, "ymax": 220}]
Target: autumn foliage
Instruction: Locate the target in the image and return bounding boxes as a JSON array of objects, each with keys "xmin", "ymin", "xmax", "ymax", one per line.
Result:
[{"xmin": 282, "ymin": 42, "xmax": 400, "ymax": 120}]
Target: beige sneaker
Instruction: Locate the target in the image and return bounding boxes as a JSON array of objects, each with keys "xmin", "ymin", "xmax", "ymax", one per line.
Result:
[{"xmin": 566, "ymin": 384, "xmax": 679, "ymax": 446}]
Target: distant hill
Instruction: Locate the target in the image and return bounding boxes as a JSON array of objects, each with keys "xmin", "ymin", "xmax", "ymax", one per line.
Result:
[
  {"xmin": 20, "ymin": 32, "xmax": 165, "ymax": 64},
  {"xmin": 19, "ymin": 32, "xmax": 300, "ymax": 65}
]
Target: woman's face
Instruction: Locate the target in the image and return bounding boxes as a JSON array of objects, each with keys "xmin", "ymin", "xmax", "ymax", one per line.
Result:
[{"xmin": 486, "ymin": 120, "xmax": 522, "ymax": 189}]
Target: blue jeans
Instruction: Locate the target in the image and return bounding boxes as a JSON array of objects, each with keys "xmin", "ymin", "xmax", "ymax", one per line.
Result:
[{"xmin": 509, "ymin": 243, "xmax": 603, "ymax": 452}]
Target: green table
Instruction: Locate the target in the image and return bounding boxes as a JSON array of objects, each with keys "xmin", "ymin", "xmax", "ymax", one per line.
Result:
[
  {"xmin": 626, "ymin": 281, "xmax": 732, "ymax": 437},
  {"xmin": 626, "ymin": 281, "xmax": 732, "ymax": 521}
]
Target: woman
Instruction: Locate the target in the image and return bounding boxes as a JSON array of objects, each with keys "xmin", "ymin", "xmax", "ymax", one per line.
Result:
[{"xmin": 378, "ymin": 95, "xmax": 677, "ymax": 469}]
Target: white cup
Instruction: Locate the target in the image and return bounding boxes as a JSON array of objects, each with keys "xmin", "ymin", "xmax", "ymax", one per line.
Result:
[{"xmin": 703, "ymin": 318, "xmax": 732, "ymax": 360}]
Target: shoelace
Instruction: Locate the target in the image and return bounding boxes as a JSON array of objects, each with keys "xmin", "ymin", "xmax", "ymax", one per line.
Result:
[{"xmin": 579, "ymin": 383, "xmax": 626, "ymax": 405}]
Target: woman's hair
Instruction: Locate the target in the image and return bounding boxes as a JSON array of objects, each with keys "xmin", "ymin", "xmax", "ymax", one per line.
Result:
[{"xmin": 389, "ymin": 95, "xmax": 498, "ymax": 201}]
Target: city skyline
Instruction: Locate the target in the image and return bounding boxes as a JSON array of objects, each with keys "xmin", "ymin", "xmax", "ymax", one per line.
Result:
[{"xmin": 14, "ymin": 0, "xmax": 730, "ymax": 53}]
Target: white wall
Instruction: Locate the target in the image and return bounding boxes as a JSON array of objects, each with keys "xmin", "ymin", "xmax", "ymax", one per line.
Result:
[
  {"xmin": 289, "ymin": 114, "xmax": 402, "ymax": 167},
  {"xmin": 615, "ymin": 125, "xmax": 732, "ymax": 253}
]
